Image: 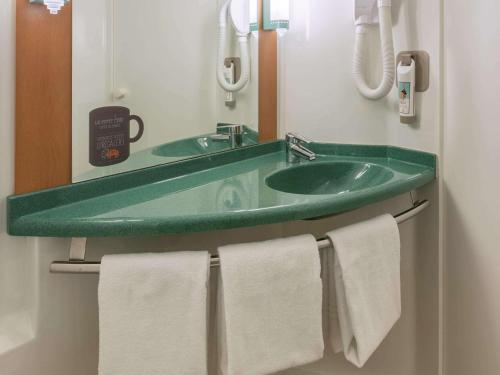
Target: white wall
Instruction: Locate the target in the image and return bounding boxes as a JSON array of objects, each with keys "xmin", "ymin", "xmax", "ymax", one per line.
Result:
[
  {"xmin": 112, "ymin": 0, "xmax": 218, "ymax": 145},
  {"xmin": 443, "ymin": 1, "xmax": 500, "ymax": 374},
  {"xmin": 279, "ymin": 0, "xmax": 440, "ymax": 154},
  {"xmin": 0, "ymin": 0, "xmax": 37, "ymax": 359}
]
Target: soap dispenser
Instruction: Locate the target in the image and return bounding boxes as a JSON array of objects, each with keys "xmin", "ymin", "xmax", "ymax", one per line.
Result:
[{"xmin": 398, "ymin": 54, "xmax": 416, "ymax": 123}]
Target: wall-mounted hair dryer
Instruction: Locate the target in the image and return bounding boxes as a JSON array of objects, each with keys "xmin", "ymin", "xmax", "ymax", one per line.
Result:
[
  {"xmin": 217, "ymin": 0, "xmax": 251, "ymax": 93},
  {"xmin": 353, "ymin": 0, "xmax": 395, "ymax": 100}
]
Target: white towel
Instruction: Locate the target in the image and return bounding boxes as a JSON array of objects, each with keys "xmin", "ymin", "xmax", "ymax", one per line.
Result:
[
  {"xmin": 98, "ymin": 252, "xmax": 210, "ymax": 375},
  {"xmin": 217, "ymin": 235, "xmax": 324, "ymax": 375},
  {"xmin": 327, "ymin": 214, "xmax": 401, "ymax": 368},
  {"xmin": 321, "ymin": 249, "xmax": 343, "ymax": 355}
]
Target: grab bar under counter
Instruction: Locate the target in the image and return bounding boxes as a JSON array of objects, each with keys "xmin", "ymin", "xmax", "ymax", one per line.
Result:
[{"xmin": 49, "ymin": 200, "xmax": 430, "ymax": 275}]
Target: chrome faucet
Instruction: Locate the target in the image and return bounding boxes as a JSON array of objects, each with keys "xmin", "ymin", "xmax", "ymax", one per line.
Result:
[
  {"xmin": 210, "ymin": 123, "xmax": 244, "ymax": 148},
  {"xmin": 286, "ymin": 132, "xmax": 316, "ymax": 163}
]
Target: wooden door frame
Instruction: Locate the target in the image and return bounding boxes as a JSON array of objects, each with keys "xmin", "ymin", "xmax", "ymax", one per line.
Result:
[
  {"xmin": 15, "ymin": 0, "xmax": 72, "ymax": 194},
  {"xmin": 258, "ymin": 0, "xmax": 278, "ymax": 143}
]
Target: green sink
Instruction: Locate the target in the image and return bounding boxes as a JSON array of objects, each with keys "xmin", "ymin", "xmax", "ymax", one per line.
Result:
[
  {"xmin": 152, "ymin": 132, "xmax": 258, "ymax": 158},
  {"xmin": 152, "ymin": 137, "xmax": 231, "ymax": 157},
  {"xmin": 266, "ymin": 161, "xmax": 394, "ymax": 195}
]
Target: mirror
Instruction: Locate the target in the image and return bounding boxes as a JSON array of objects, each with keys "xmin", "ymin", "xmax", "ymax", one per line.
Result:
[{"xmin": 72, "ymin": 0, "xmax": 260, "ymax": 182}]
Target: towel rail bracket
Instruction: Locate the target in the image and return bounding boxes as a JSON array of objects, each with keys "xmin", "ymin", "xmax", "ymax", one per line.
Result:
[{"xmin": 49, "ymin": 199, "xmax": 430, "ymax": 275}]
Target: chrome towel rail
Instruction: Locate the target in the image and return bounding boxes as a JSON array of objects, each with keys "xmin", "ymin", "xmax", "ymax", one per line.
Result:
[{"xmin": 49, "ymin": 200, "xmax": 430, "ymax": 275}]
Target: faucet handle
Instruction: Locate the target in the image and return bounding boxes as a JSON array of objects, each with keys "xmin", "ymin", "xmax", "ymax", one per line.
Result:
[
  {"xmin": 217, "ymin": 123, "xmax": 244, "ymax": 133},
  {"xmin": 286, "ymin": 132, "xmax": 313, "ymax": 144}
]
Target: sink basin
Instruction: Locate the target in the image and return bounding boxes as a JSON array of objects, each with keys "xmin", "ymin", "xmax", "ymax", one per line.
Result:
[
  {"xmin": 265, "ymin": 162, "xmax": 394, "ymax": 195},
  {"xmin": 152, "ymin": 134, "xmax": 257, "ymax": 158},
  {"xmin": 152, "ymin": 137, "xmax": 231, "ymax": 157}
]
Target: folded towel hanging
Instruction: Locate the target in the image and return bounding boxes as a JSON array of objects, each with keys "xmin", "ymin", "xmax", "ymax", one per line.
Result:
[
  {"xmin": 217, "ymin": 235, "xmax": 324, "ymax": 375},
  {"xmin": 326, "ymin": 214, "xmax": 401, "ymax": 368},
  {"xmin": 49, "ymin": 200, "xmax": 429, "ymax": 274},
  {"xmin": 98, "ymin": 252, "xmax": 211, "ymax": 375}
]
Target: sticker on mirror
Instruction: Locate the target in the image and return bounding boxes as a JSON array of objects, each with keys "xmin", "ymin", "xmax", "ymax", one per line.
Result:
[{"xmin": 89, "ymin": 106, "xmax": 144, "ymax": 167}]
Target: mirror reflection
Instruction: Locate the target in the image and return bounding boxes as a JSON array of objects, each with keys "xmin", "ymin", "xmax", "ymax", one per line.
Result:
[{"xmin": 72, "ymin": 0, "xmax": 259, "ymax": 182}]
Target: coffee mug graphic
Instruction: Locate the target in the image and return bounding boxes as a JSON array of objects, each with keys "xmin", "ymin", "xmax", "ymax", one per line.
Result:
[{"xmin": 89, "ymin": 106, "xmax": 144, "ymax": 167}]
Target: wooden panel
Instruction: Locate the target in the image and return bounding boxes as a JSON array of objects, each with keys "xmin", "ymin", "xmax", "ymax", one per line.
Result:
[
  {"xmin": 258, "ymin": 0, "xmax": 278, "ymax": 142},
  {"xmin": 15, "ymin": 0, "xmax": 72, "ymax": 194}
]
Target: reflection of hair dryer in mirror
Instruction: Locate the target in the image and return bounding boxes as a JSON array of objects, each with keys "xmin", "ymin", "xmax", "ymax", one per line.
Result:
[
  {"xmin": 217, "ymin": 0, "xmax": 252, "ymax": 94},
  {"xmin": 215, "ymin": 179, "xmax": 250, "ymax": 212},
  {"xmin": 353, "ymin": 0, "xmax": 395, "ymax": 100}
]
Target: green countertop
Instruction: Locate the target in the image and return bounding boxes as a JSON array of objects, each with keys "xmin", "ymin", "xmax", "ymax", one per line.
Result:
[{"xmin": 7, "ymin": 141, "xmax": 436, "ymax": 238}]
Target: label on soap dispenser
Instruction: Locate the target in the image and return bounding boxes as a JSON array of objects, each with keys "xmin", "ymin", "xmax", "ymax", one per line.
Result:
[{"xmin": 399, "ymin": 82, "xmax": 411, "ymax": 115}]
